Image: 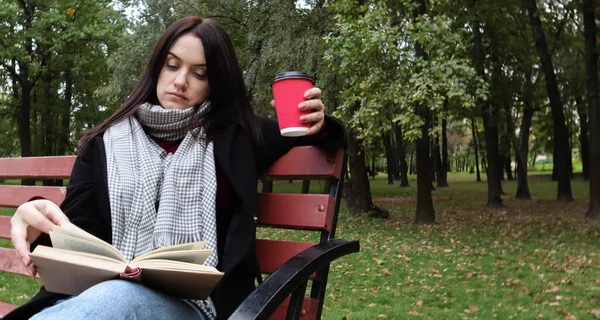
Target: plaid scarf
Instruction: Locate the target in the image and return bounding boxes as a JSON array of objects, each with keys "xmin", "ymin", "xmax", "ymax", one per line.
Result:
[{"xmin": 103, "ymin": 101, "xmax": 217, "ymax": 318}]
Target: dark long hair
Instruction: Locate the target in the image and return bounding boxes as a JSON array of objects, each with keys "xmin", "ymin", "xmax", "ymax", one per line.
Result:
[{"xmin": 79, "ymin": 16, "xmax": 260, "ymax": 149}]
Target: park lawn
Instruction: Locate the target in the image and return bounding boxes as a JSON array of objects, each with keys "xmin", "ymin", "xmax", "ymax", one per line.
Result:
[{"xmin": 2, "ymin": 174, "xmax": 599, "ymax": 319}]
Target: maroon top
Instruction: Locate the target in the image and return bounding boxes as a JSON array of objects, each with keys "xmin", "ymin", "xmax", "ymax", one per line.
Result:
[{"xmin": 153, "ymin": 137, "xmax": 233, "ymax": 214}]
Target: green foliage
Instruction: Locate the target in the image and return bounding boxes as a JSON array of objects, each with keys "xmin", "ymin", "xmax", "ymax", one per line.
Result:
[
  {"xmin": 324, "ymin": 0, "xmax": 487, "ymax": 144},
  {"xmin": 0, "ymin": 0, "xmax": 126, "ymax": 155}
]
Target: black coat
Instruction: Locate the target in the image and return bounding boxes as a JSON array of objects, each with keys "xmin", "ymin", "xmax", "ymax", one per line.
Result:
[{"xmin": 4, "ymin": 116, "xmax": 345, "ymax": 320}]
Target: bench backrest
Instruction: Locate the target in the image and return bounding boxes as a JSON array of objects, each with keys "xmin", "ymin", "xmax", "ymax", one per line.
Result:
[{"xmin": 0, "ymin": 146, "xmax": 345, "ymax": 319}]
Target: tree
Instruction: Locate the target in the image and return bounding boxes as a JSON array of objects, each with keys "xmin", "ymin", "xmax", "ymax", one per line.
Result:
[
  {"xmin": 470, "ymin": 0, "xmax": 503, "ymax": 208},
  {"xmin": 0, "ymin": 0, "xmax": 125, "ymax": 163},
  {"xmin": 395, "ymin": 123, "xmax": 410, "ymax": 187},
  {"xmin": 383, "ymin": 131, "xmax": 399, "ymax": 184},
  {"xmin": 583, "ymin": 0, "xmax": 600, "ymax": 218},
  {"xmin": 524, "ymin": 0, "xmax": 574, "ymax": 202},
  {"xmin": 412, "ymin": 0, "xmax": 435, "ymax": 223},
  {"xmin": 326, "ymin": 0, "xmax": 484, "ymax": 221},
  {"xmin": 471, "ymin": 118, "xmax": 482, "ymax": 182}
]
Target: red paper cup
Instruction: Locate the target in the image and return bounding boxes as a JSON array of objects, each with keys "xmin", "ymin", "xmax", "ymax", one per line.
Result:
[{"xmin": 271, "ymin": 71, "xmax": 315, "ymax": 137}]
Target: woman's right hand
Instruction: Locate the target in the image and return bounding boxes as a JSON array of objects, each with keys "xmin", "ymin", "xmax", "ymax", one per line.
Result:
[{"xmin": 10, "ymin": 200, "xmax": 69, "ymax": 275}]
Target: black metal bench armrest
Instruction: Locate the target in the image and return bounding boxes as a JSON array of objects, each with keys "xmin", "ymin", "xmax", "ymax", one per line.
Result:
[{"xmin": 230, "ymin": 239, "xmax": 360, "ymax": 319}]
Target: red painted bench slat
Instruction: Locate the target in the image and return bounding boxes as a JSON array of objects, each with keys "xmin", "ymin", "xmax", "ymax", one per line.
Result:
[
  {"xmin": 257, "ymin": 194, "xmax": 335, "ymax": 232},
  {"xmin": 0, "ymin": 186, "xmax": 67, "ymax": 208},
  {"xmin": 266, "ymin": 147, "xmax": 343, "ymax": 180},
  {"xmin": 0, "ymin": 248, "xmax": 32, "ymax": 277},
  {"xmin": 255, "ymin": 239, "xmax": 313, "ymax": 274},
  {"xmin": 271, "ymin": 297, "xmax": 319, "ymax": 320},
  {"xmin": 0, "ymin": 216, "xmax": 10, "ymax": 240},
  {"xmin": 0, "ymin": 302, "xmax": 18, "ymax": 318},
  {"xmin": 0, "ymin": 156, "xmax": 75, "ymax": 179}
]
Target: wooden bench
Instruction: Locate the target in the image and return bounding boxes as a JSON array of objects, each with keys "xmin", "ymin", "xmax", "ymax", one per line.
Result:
[{"xmin": 0, "ymin": 146, "xmax": 359, "ymax": 319}]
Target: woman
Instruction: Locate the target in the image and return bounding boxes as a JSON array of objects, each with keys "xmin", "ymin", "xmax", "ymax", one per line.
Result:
[{"xmin": 7, "ymin": 16, "xmax": 345, "ymax": 320}]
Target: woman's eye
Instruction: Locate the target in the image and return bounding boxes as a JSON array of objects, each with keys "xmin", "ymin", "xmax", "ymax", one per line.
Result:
[
  {"xmin": 167, "ymin": 64, "xmax": 178, "ymax": 70},
  {"xmin": 194, "ymin": 73, "xmax": 206, "ymax": 79}
]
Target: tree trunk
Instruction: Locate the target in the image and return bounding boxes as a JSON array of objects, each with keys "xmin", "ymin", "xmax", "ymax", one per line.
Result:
[
  {"xmin": 576, "ymin": 97, "xmax": 589, "ymax": 180},
  {"xmin": 442, "ymin": 101, "xmax": 450, "ymax": 175},
  {"xmin": 434, "ymin": 134, "xmax": 448, "ymax": 188},
  {"xmin": 583, "ymin": 0, "xmax": 600, "ymax": 218},
  {"xmin": 344, "ymin": 103, "xmax": 389, "ymax": 218},
  {"xmin": 383, "ymin": 133, "xmax": 397, "ymax": 185},
  {"xmin": 502, "ymin": 105, "xmax": 514, "ymax": 181},
  {"xmin": 505, "ymin": 94, "xmax": 532, "ymax": 199},
  {"xmin": 408, "ymin": 150, "xmax": 417, "ymax": 174},
  {"xmin": 57, "ymin": 64, "xmax": 72, "ymax": 157},
  {"xmin": 430, "ymin": 140, "xmax": 436, "ymax": 183},
  {"xmin": 471, "ymin": 119, "xmax": 482, "ymax": 182},
  {"xmin": 392, "ymin": 133, "xmax": 401, "ymax": 181},
  {"xmin": 413, "ymin": 0, "xmax": 435, "ymax": 224},
  {"xmin": 481, "ymin": 151, "xmax": 488, "ymax": 174},
  {"xmin": 18, "ymin": 74, "xmax": 32, "ymax": 158},
  {"xmin": 370, "ymin": 152, "xmax": 376, "ymax": 179},
  {"xmin": 524, "ymin": 0, "xmax": 573, "ymax": 202},
  {"xmin": 552, "ymin": 147, "xmax": 558, "ymax": 180},
  {"xmin": 472, "ymin": 0, "xmax": 502, "ymax": 207},
  {"xmin": 395, "ymin": 124, "xmax": 410, "ymax": 187},
  {"xmin": 505, "ymin": 157, "xmax": 514, "ymax": 180},
  {"xmin": 498, "ymin": 155, "xmax": 505, "ymax": 181}
]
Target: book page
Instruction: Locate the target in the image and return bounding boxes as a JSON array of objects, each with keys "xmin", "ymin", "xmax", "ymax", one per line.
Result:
[
  {"xmin": 132, "ymin": 249, "xmax": 212, "ymax": 265},
  {"xmin": 50, "ymin": 231, "xmax": 127, "ymax": 263},
  {"xmin": 148, "ymin": 241, "xmax": 207, "ymax": 255},
  {"xmin": 134, "ymin": 258, "xmax": 220, "ymax": 272},
  {"xmin": 138, "ymin": 265, "xmax": 224, "ymax": 300},
  {"xmin": 55, "ymin": 221, "xmax": 99, "ymax": 242},
  {"xmin": 30, "ymin": 245, "xmax": 125, "ymax": 296}
]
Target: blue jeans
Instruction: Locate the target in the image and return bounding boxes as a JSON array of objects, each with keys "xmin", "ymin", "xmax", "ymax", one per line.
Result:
[{"xmin": 31, "ymin": 280, "xmax": 207, "ymax": 320}]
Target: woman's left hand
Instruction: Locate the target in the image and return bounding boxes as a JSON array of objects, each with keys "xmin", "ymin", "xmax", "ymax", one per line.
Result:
[{"xmin": 271, "ymin": 87, "xmax": 325, "ymax": 135}]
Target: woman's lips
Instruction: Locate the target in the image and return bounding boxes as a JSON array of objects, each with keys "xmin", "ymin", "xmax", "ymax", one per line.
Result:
[{"xmin": 168, "ymin": 92, "xmax": 187, "ymax": 100}]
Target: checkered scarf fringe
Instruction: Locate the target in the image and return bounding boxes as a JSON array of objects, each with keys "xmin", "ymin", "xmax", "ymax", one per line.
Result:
[{"xmin": 104, "ymin": 102, "xmax": 218, "ymax": 319}]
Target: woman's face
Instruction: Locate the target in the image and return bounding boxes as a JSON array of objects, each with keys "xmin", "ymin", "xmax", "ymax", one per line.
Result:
[{"xmin": 156, "ymin": 33, "xmax": 209, "ymax": 110}]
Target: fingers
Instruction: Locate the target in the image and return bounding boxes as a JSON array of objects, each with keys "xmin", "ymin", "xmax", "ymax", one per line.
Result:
[
  {"xmin": 299, "ymin": 87, "xmax": 325, "ymax": 135},
  {"xmin": 306, "ymin": 120, "xmax": 324, "ymax": 135},
  {"xmin": 27, "ymin": 264, "xmax": 37, "ymax": 278},
  {"xmin": 298, "ymin": 99, "xmax": 323, "ymax": 112},
  {"xmin": 304, "ymin": 87, "xmax": 322, "ymax": 100},
  {"xmin": 300, "ymin": 111, "xmax": 324, "ymax": 124},
  {"xmin": 10, "ymin": 221, "xmax": 32, "ymax": 266},
  {"xmin": 11, "ymin": 200, "xmax": 68, "ymax": 271},
  {"xmin": 25, "ymin": 202, "xmax": 60, "ymax": 234},
  {"xmin": 37, "ymin": 201, "xmax": 69, "ymax": 227},
  {"xmin": 301, "ymin": 109, "xmax": 325, "ymax": 135}
]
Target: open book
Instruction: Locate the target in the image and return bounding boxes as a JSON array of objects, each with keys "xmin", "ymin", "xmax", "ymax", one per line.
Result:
[{"xmin": 29, "ymin": 221, "xmax": 224, "ymax": 300}]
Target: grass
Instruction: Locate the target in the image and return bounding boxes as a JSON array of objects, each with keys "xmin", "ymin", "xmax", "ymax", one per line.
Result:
[{"xmin": 2, "ymin": 174, "xmax": 599, "ymax": 319}]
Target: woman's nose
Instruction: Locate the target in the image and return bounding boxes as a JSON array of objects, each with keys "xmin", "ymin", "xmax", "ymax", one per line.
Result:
[{"xmin": 173, "ymin": 71, "xmax": 187, "ymax": 89}]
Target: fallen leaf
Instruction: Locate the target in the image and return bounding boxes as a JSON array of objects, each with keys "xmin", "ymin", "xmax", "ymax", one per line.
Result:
[
  {"xmin": 465, "ymin": 306, "xmax": 479, "ymax": 313},
  {"xmin": 373, "ymin": 258, "xmax": 384, "ymax": 265},
  {"xmin": 591, "ymin": 310, "xmax": 600, "ymax": 318},
  {"xmin": 368, "ymin": 303, "xmax": 376, "ymax": 307},
  {"xmin": 407, "ymin": 310, "xmax": 421, "ymax": 316},
  {"xmin": 416, "ymin": 300, "xmax": 423, "ymax": 307}
]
